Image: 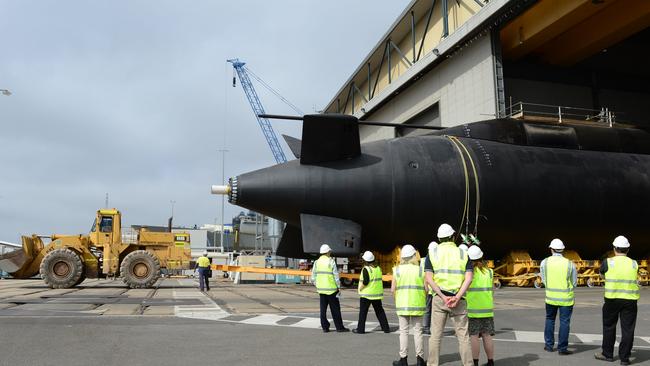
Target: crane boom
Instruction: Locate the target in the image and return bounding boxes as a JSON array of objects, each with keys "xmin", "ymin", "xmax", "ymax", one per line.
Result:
[{"xmin": 227, "ymin": 58, "xmax": 287, "ymax": 164}]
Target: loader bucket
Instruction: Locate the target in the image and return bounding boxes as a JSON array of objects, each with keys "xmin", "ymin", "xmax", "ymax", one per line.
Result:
[
  {"xmin": 0, "ymin": 248, "xmax": 29, "ymax": 273},
  {"xmin": 0, "ymin": 235, "xmax": 44, "ymax": 278}
]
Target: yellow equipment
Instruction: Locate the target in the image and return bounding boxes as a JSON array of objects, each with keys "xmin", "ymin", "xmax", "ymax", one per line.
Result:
[{"xmin": 0, "ymin": 209, "xmax": 191, "ymax": 289}]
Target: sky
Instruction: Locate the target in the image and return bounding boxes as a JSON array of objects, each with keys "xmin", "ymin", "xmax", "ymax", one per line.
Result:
[{"xmin": 0, "ymin": 0, "xmax": 410, "ymax": 242}]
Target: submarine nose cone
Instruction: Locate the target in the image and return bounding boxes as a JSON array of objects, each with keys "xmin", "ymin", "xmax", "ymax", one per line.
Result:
[{"xmin": 221, "ymin": 161, "xmax": 307, "ymax": 226}]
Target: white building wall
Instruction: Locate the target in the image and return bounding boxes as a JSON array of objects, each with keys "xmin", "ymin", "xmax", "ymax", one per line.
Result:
[
  {"xmin": 361, "ymin": 34, "xmax": 497, "ymax": 143},
  {"xmin": 172, "ymin": 228, "xmax": 207, "ymax": 249}
]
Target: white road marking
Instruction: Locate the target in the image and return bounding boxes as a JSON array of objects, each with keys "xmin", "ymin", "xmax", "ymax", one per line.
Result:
[
  {"xmin": 169, "ymin": 287, "xmax": 649, "ymax": 348},
  {"xmin": 240, "ymin": 314, "xmax": 287, "ymax": 326},
  {"xmin": 291, "ymin": 317, "xmax": 323, "ymax": 329},
  {"xmin": 173, "ymin": 289, "xmax": 229, "ymax": 320},
  {"xmin": 513, "ymin": 331, "xmax": 544, "ymax": 343}
]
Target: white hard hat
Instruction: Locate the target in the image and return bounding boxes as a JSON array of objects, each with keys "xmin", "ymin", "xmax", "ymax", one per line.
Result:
[
  {"xmin": 362, "ymin": 251, "xmax": 375, "ymax": 262},
  {"xmin": 612, "ymin": 235, "xmax": 630, "ymax": 248},
  {"xmin": 549, "ymin": 238, "xmax": 565, "ymax": 250},
  {"xmin": 467, "ymin": 245, "xmax": 484, "ymax": 260},
  {"xmin": 319, "ymin": 244, "xmax": 332, "ymax": 254},
  {"xmin": 437, "ymin": 223, "xmax": 455, "ymax": 238},
  {"xmin": 458, "ymin": 243, "xmax": 469, "ymax": 251},
  {"xmin": 400, "ymin": 245, "xmax": 417, "ymax": 258},
  {"xmin": 428, "ymin": 241, "xmax": 438, "ymax": 250},
  {"xmin": 202, "ymin": 251, "xmax": 208, "ymax": 256}
]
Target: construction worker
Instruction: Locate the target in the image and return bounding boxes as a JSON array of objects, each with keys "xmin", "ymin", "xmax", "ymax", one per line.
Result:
[
  {"xmin": 422, "ymin": 241, "xmax": 438, "ymax": 335},
  {"xmin": 540, "ymin": 238, "xmax": 577, "ymax": 355},
  {"xmin": 466, "ymin": 246, "xmax": 495, "ymax": 366},
  {"xmin": 424, "ymin": 223, "xmax": 474, "ymax": 366},
  {"xmin": 353, "ymin": 250, "xmax": 390, "ymax": 334},
  {"xmin": 311, "ymin": 244, "xmax": 349, "ymax": 333},
  {"xmin": 392, "ymin": 244, "xmax": 426, "ymax": 366},
  {"xmin": 595, "ymin": 236, "xmax": 640, "ymax": 366},
  {"xmin": 196, "ymin": 251, "xmax": 211, "ymax": 292}
]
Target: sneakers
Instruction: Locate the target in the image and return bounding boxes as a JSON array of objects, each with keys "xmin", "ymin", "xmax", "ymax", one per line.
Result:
[
  {"xmin": 416, "ymin": 355, "xmax": 426, "ymax": 366},
  {"xmin": 558, "ymin": 350, "xmax": 573, "ymax": 356},
  {"xmin": 351, "ymin": 328, "xmax": 364, "ymax": 334},
  {"xmin": 544, "ymin": 346, "xmax": 554, "ymax": 352},
  {"xmin": 392, "ymin": 357, "xmax": 407, "ymax": 366},
  {"xmin": 620, "ymin": 361, "xmax": 631, "ymax": 366},
  {"xmin": 594, "ymin": 353, "xmax": 614, "ymax": 362}
]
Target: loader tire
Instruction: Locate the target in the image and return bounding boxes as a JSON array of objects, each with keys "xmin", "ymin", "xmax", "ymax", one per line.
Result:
[
  {"xmin": 40, "ymin": 248, "xmax": 84, "ymax": 289},
  {"xmin": 74, "ymin": 271, "xmax": 87, "ymax": 286},
  {"xmin": 121, "ymin": 250, "xmax": 160, "ymax": 288}
]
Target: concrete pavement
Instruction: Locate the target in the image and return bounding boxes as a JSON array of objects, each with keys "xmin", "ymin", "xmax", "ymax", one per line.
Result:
[{"xmin": 0, "ymin": 277, "xmax": 648, "ymax": 365}]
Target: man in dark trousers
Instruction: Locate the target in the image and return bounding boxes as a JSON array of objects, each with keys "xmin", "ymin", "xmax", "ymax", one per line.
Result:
[
  {"xmin": 353, "ymin": 251, "xmax": 390, "ymax": 334},
  {"xmin": 595, "ymin": 236, "xmax": 640, "ymax": 366},
  {"xmin": 311, "ymin": 244, "xmax": 349, "ymax": 333},
  {"xmin": 196, "ymin": 251, "xmax": 211, "ymax": 292}
]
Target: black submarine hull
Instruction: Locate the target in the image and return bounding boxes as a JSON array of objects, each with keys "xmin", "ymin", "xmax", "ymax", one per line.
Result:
[{"xmin": 228, "ymin": 116, "xmax": 650, "ymax": 259}]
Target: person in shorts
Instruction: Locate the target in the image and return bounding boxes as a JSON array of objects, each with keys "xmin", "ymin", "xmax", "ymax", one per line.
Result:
[{"xmin": 466, "ymin": 245, "xmax": 495, "ymax": 366}]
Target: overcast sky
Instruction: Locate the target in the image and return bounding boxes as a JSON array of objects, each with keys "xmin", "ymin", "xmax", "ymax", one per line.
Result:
[{"xmin": 0, "ymin": 0, "xmax": 410, "ymax": 242}]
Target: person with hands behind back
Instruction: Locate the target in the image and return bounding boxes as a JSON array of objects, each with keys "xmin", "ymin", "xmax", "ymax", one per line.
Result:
[{"xmin": 424, "ymin": 224, "xmax": 474, "ymax": 366}]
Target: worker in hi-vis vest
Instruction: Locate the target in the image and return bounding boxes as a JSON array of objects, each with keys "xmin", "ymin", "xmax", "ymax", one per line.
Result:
[
  {"xmin": 595, "ymin": 236, "xmax": 640, "ymax": 366},
  {"xmin": 420, "ymin": 241, "xmax": 437, "ymax": 335},
  {"xmin": 391, "ymin": 244, "xmax": 426, "ymax": 366},
  {"xmin": 540, "ymin": 238, "xmax": 577, "ymax": 355},
  {"xmin": 311, "ymin": 244, "xmax": 349, "ymax": 333},
  {"xmin": 196, "ymin": 251, "xmax": 211, "ymax": 292},
  {"xmin": 466, "ymin": 245, "xmax": 495, "ymax": 366},
  {"xmin": 353, "ymin": 251, "xmax": 390, "ymax": 334},
  {"xmin": 424, "ymin": 224, "xmax": 474, "ymax": 366}
]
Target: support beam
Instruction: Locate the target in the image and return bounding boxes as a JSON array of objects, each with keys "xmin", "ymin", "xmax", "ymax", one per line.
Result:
[
  {"xmin": 500, "ymin": 0, "xmax": 613, "ymax": 61},
  {"xmin": 442, "ymin": 0, "xmax": 450, "ymax": 38},
  {"xmin": 539, "ymin": 0, "xmax": 650, "ymax": 65}
]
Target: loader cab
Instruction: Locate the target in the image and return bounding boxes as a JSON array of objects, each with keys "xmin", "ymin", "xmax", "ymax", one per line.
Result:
[{"xmin": 90, "ymin": 209, "xmax": 122, "ymax": 247}]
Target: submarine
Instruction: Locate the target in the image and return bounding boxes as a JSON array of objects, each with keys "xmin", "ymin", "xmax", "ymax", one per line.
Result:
[{"xmin": 212, "ymin": 114, "xmax": 650, "ymax": 259}]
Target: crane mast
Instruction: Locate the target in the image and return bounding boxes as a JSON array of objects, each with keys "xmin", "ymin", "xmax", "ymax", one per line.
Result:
[{"xmin": 227, "ymin": 58, "xmax": 287, "ymax": 164}]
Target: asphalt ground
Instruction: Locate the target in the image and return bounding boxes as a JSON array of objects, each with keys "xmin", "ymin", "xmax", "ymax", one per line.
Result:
[{"xmin": 0, "ymin": 277, "xmax": 648, "ymax": 366}]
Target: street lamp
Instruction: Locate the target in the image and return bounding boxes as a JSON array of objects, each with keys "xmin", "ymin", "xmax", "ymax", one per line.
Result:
[
  {"xmin": 0, "ymin": 89, "xmax": 11, "ymax": 96},
  {"xmin": 217, "ymin": 149, "xmax": 228, "ymax": 253}
]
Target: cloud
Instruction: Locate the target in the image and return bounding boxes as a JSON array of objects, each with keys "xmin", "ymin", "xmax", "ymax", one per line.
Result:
[{"xmin": 0, "ymin": 0, "xmax": 409, "ymax": 242}]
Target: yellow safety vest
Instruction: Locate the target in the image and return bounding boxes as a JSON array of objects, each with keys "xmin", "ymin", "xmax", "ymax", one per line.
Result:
[
  {"xmin": 544, "ymin": 255, "xmax": 575, "ymax": 306},
  {"xmin": 394, "ymin": 264, "xmax": 426, "ymax": 316},
  {"xmin": 197, "ymin": 256, "xmax": 210, "ymax": 268},
  {"xmin": 604, "ymin": 256, "xmax": 640, "ymax": 300},
  {"xmin": 429, "ymin": 242, "xmax": 468, "ymax": 294},
  {"xmin": 358, "ymin": 265, "xmax": 384, "ymax": 300},
  {"xmin": 466, "ymin": 267, "xmax": 494, "ymax": 318},
  {"xmin": 314, "ymin": 256, "xmax": 338, "ymax": 295}
]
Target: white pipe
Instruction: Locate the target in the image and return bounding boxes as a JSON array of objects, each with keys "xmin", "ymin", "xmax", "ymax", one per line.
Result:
[
  {"xmin": 0, "ymin": 241, "xmax": 21, "ymax": 248},
  {"xmin": 211, "ymin": 185, "xmax": 230, "ymax": 195}
]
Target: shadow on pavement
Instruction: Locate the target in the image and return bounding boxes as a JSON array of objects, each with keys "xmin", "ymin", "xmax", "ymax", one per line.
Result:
[
  {"xmin": 493, "ymin": 353, "xmax": 539, "ymax": 365},
  {"xmin": 631, "ymin": 349, "xmax": 650, "ymax": 364},
  {"xmin": 569, "ymin": 343, "xmax": 600, "ymax": 355},
  {"xmin": 439, "ymin": 352, "xmax": 461, "ymax": 364}
]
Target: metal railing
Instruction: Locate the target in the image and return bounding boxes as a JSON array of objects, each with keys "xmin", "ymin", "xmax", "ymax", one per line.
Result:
[{"xmin": 505, "ymin": 101, "xmax": 620, "ymax": 127}]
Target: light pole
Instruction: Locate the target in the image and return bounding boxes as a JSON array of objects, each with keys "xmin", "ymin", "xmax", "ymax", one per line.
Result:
[
  {"xmin": 170, "ymin": 200, "xmax": 176, "ymax": 218},
  {"xmin": 218, "ymin": 149, "xmax": 228, "ymax": 253}
]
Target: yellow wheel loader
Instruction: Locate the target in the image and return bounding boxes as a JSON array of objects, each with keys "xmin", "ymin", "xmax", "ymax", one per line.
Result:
[{"xmin": 0, "ymin": 209, "xmax": 191, "ymax": 289}]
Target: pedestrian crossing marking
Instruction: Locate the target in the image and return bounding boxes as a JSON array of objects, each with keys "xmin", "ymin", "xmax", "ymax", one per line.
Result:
[
  {"xmin": 172, "ymin": 287, "xmax": 650, "ymax": 349},
  {"xmin": 513, "ymin": 331, "xmax": 544, "ymax": 343}
]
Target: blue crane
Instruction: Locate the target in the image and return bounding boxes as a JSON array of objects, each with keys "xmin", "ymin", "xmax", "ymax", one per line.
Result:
[{"xmin": 228, "ymin": 58, "xmax": 302, "ymax": 164}]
